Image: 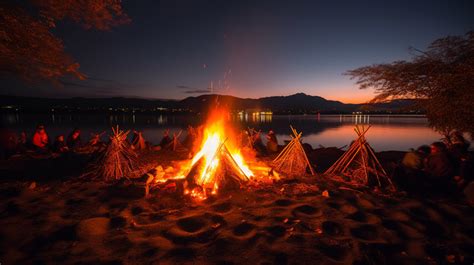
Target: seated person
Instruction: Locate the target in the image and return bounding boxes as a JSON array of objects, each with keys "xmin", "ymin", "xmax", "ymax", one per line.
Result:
[
  {"xmin": 402, "ymin": 145, "xmax": 430, "ymax": 172},
  {"xmin": 53, "ymin": 135, "xmax": 69, "ymax": 153},
  {"xmin": 16, "ymin": 131, "xmax": 28, "ymax": 153},
  {"xmin": 131, "ymin": 130, "xmax": 147, "ymax": 150},
  {"xmin": 159, "ymin": 130, "xmax": 173, "ymax": 149},
  {"xmin": 252, "ymin": 131, "xmax": 266, "ymax": 155},
  {"xmin": 67, "ymin": 128, "xmax": 82, "ymax": 150},
  {"xmin": 266, "ymin": 130, "xmax": 278, "ymax": 153},
  {"xmin": 424, "ymin": 142, "xmax": 454, "ymax": 192},
  {"xmin": 87, "ymin": 132, "xmax": 105, "ymax": 149},
  {"xmin": 32, "ymin": 125, "xmax": 49, "ymax": 152}
]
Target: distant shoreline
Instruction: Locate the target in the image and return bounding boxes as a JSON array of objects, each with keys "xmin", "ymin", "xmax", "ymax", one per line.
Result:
[{"xmin": 0, "ymin": 93, "xmax": 424, "ymax": 115}]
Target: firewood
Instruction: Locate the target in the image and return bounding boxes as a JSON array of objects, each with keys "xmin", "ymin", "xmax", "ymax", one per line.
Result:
[{"xmin": 324, "ymin": 125, "xmax": 395, "ymax": 191}]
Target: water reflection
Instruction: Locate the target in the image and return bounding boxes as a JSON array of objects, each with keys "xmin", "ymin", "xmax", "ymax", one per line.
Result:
[
  {"xmin": 235, "ymin": 111, "xmax": 273, "ymax": 123},
  {"xmin": 1, "ymin": 113, "xmax": 452, "ymax": 151}
]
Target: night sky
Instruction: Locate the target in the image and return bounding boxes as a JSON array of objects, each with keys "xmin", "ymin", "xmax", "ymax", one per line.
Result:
[{"xmin": 3, "ymin": 0, "xmax": 474, "ymax": 103}]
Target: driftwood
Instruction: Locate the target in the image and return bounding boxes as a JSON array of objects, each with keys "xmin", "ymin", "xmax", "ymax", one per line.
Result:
[
  {"xmin": 325, "ymin": 125, "xmax": 395, "ymax": 191},
  {"xmin": 272, "ymin": 126, "xmax": 315, "ymax": 177}
]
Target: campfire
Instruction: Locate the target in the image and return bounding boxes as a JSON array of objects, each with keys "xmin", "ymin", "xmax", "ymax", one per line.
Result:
[
  {"xmin": 182, "ymin": 117, "xmax": 254, "ymax": 199},
  {"xmin": 150, "ymin": 109, "xmax": 257, "ymax": 199},
  {"xmin": 146, "ymin": 109, "xmax": 319, "ymax": 199}
]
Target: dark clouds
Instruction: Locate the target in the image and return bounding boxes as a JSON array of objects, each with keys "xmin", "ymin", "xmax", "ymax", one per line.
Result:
[{"xmin": 176, "ymin": 85, "xmax": 211, "ymax": 94}]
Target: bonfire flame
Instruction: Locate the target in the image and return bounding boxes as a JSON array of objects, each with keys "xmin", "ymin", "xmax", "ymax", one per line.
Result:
[{"xmin": 183, "ymin": 111, "xmax": 254, "ymax": 199}]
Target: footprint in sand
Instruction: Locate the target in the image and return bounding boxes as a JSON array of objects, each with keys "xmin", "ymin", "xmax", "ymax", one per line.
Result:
[
  {"xmin": 142, "ymin": 246, "xmax": 159, "ymax": 258},
  {"xmin": 233, "ymin": 222, "xmax": 256, "ymax": 237},
  {"xmin": 266, "ymin": 225, "xmax": 287, "ymax": 238},
  {"xmin": 339, "ymin": 203, "xmax": 358, "ymax": 214},
  {"xmin": 291, "ymin": 205, "xmax": 322, "ymax": 217},
  {"xmin": 274, "ymin": 199, "xmax": 294, "ymax": 207},
  {"xmin": 164, "ymin": 247, "xmax": 196, "ymax": 260},
  {"xmin": 387, "ymin": 210, "xmax": 411, "ymax": 222},
  {"xmin": 65, "ymin": 198, "xmax": 85, "ymax": 206},
  {"xmin": 327, "ymin": 201, "xmax": 341, "ymax": 210},
  {"xmin": 318, "ymin": 242, "xmax": 350, "ymax": 261},
  {"xmin": 381, "ymin": 219, "xmax": 400, "ymax": 231},
  {"xmin": 356, "ymin": 197, "xmax": 375, "ymax": 209},
  {"xmin": 106, "ymin": 235, "xmax": 133, "ymax": 253},
  {"xmin": 346, "ymin": 211, "xmax": 368, "ymax": 222},
  {"xmin": 350, "ymin": 224, "xmax": 379, "ymax": 241},
  {"xmin": 165, "ymin": 216, "xmax": 217, "ymax": 244},
  {"xmin": 322, "ymin": 221, "xmax": 345, "ymax": 237},
  {"xmin": 110, "ymin": 216, "xmax": 127, "ymax": 229},
  {"xmin": 51, "ymin": 225, "xmax": 77, "ymax": 241},
  {"xmin": 177, "ymin": 216, "xmax": 207, "ymax": 233},
  {"xmin": 212, "ymin": 202, "xmax": 233, "ymax": 213},
  {"xmin": 108, "ymin": 202, "xmax": 128, "ymax": 211},
  {"xmin": 131, "ymin": 206, "xmax": 144, "ymax": 215},
  {"xmin": 76, "ymin": 217, "xmax": 110, "ymax": 240},
  {"xmin": 209, "ymin": 214, "xmax": 227, "ymax": 227},
  {"xmin": 408, "ymin": 207, "xmax": 430, "ymax": 220}
]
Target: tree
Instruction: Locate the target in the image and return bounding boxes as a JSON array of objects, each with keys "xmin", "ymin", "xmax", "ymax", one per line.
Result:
[
  {"xmin": 347, "ymin": 31, "xmax": 474, "ymax": 138},
  {"xmin": 0, "ymin": 0, "xmax": 129, "ymax": 84}
]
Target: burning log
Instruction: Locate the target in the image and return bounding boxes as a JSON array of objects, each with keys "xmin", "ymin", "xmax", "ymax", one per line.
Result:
[
  {"xmin": 324, "ymin": 125, "xmax": 395, "ymax": 191},
  {"xmin": 183, "ymin": 137, "xmax": 253, "ymax": 198},
  {"xmin": 272, "ymin": 126, "xmax": 315, "ymax": 177}
]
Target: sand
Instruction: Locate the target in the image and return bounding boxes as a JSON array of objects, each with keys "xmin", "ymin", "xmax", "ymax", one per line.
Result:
[{"xmin": 0, "ymin": 150, "xmax": 473, "ymax": 265}]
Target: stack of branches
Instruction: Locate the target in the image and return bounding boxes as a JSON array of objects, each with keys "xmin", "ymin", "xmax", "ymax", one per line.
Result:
[
  {"xmin": 182, "ymin": 139, "xmax": 253, "ymax": 197},
  {"xmin": 165, "ymin": 130, "xmax": 185, "ymax": 151},
  {"xmin": 131, "ymin": 131, "xmax": 147, "ymax": 150},
  {"xmin": 191, "ymin": 140, "xmax": 251, "ymax": 187},
  {"xmin": 272, "ymin": 126, "xmax": 315, "ymax": 177},
  {"xmin": 84, "ymin": 126, "xmax": 144, "ymax": 181},
  {"xmin": 325, "ymin": 125, "xmax": 395, "ymax": 191}
]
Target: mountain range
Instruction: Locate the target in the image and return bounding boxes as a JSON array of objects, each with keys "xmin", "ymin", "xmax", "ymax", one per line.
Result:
[{"xmin": 0, "ymin": 93, "xmax": 421, "ymax": 114}]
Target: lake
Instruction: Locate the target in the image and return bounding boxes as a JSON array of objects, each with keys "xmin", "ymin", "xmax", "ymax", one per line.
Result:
[{"xmin": 1, "ymin": 113, "xmax": 448, "ymax": 152}]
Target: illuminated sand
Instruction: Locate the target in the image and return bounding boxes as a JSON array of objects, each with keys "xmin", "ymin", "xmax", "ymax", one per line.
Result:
[{"xmin": 1, "ymin": 173, "xmax": 473, "ymax": 264}]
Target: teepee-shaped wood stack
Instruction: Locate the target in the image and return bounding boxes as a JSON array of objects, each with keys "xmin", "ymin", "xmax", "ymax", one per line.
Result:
[
  {"xmin": 131, "ymin": 131, "xmax": 147, "ymax": 150},
  {"xmin": 272, "ymin": 126, "xmax": 315, "ymax": 177},
  {"xmin": 169, "ymin": 130, "xmax": 185, "ymax": 151},
  {"xmin": 325, "ymin": 125, "xmax": 395, "ymax": 190},
  {"xmin": 185, "ymin": 138, "xmax": 252, "ymax": 193},
  {"xmin": 86, "ymin": 126, "xmax": 143, "ymax": 181}
]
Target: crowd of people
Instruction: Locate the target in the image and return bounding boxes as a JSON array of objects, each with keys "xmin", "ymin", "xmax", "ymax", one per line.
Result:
[
  {"xmin": 397, "ymin": 131, "xmax": 473, "ymax": 196},
  {"xmin": 0, "ymin": 124, "xmax": 280, "ymax": 159},
  {"xmin": 1, "ymin": 124, "xmax": 472, "ymax": 199},
  {"xmin": 0, "ymin": 125, "xmax": 105, "ymax": 158}
]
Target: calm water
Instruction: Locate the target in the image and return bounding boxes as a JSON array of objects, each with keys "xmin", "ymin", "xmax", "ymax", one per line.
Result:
[{"xmin": 1, "ymin": 113, "xmax": 451, "ymax": 152}]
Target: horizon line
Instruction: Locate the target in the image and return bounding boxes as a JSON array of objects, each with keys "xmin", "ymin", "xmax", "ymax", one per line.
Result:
[{"xmin": 1, "ymin": 92, "xmax": 377, "ymax": 105}]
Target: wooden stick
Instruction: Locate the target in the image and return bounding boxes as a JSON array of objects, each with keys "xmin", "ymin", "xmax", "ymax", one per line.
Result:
[
  {"xmin": 199, "ymin": 139, "xmax": 227, "ymax": 186},
  {"xmin": 223, "ymin": 145, "xmax": 250, "ymax": 181},
  {"xmin": 294, "ymin": 135, "xmax": 315, "ymax": 175},
  {"xmin": 360, "ymin": 145, "xmax": 369, "ymax": 184}
]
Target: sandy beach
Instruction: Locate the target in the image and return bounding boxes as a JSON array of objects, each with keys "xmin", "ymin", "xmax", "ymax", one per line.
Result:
[{"xmin": 1, "ymin": 150, "xmax": 472, "ymax": 265}]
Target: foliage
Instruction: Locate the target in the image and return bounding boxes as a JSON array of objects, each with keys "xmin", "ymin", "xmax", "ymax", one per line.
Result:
[
  {"xmin": 346, "ymin": 32, "xmax": 474, "ymax": 137},
  {"xmin": 0, "ymin": 0, "xmax": 129, "ymax": 84}
]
